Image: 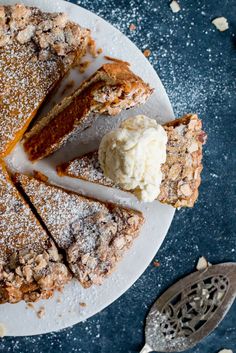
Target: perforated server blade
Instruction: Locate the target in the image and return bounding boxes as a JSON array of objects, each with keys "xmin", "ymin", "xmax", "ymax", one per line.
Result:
[{"xmin": 140, "ymin": 263, "xmax": 236, "ymax": 352}]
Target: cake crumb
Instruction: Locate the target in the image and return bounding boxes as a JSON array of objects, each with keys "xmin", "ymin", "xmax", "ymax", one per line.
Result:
[
  {"xmin": 212, "ymin": 17, "xmax": 229, "ymax": 32},
  {"xmin": 37, "ymin": 306, "xmax": 45, "ymax": 319},
  {"xmin": 0, "ymin": 324, "xmax": 6, "ymax": 337},
  {"xmin": 26, "ymin": 303, "xmax": 35, "ymax": 309},
  {"xmin": 60, "ymin": 80, "xmax": 75, "ymax": 97},
  {"xmin": 33, "ymin": 170, "xmax": 48, "ymax": 182},
  {"xmin": 97, "ymin": 48, "xmax": 103, "ymax": 55},
  {"xmin": 218, "ymin": 350, "xmax": 233, "ymax": 353},
  {"xmin": 129, "ymin": 23, "xmax": 136, "ymax": 31},
  {"xmin": 170, "ymin": 0, "xmax": 181, "ymax": 13},
  {"xmin": 79, "ymin": 61, "xmax": 91, "ymax": 73},
  {"xmin": 196, "ymin": 256, "xmax": 209, "ymax": 270},
  {"xmin": 79, "ymin": 302, "xmax": 87, "ymax": 307},
  {"xmin": 143, "ymin": 49, "xmax": 151, "ymax": 57},
  {"xmin": 57, "ymin": 297, "xmax": 62, "ymax": 303},
  {"xmin": 88, "ymin": 38, "xmax": 97, "ymax": 57},
  {"xmin": 104, "ymin": 56, "xmax": 130, "ymax": 65},
  {"xmin": 153, "ymin": 260, "xmax": 160, "ymax": 267}
]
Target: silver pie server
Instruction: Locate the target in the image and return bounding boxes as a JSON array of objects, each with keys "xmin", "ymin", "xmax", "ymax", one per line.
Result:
[{"xmin": 140, "ymin": 262, "xmax": 236, "ymax": 352}]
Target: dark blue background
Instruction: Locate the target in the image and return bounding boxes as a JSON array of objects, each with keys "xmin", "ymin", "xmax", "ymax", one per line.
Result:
[{"xmin": 1, "ymin": 0, "xmax": 235, "ymax": 352}]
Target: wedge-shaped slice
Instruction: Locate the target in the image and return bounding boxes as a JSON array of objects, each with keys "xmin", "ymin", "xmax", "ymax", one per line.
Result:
[
  {"xmin": 0, "ymin": 4, "xmax": 90, "ymax": 157},
  {"xmin": 57, "ymin": 114, "xmax": 207, "ymax": 208},
  {"xmin": 0, "ymin": 161, "xmax": 71, "ymax": 304},
  {"xmin": 14, "ymin": 173, "xmax": 144, "ymax": 288},
  {"xmin": 23, "ymin": 62, "xmax": 153, "ymax": 161}
]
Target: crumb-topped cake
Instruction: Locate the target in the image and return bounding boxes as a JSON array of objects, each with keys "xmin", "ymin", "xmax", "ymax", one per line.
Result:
[
  {"xmin": 23, "ymin": 62, "xmax": 153, "ymax": 161},
  {"xmin": 0, "ymin": 4, "xmax": 90, "ymax": 157},
  {"xmin": 14, "ymin": 172, "xmax": 145, "ymax": 288},
  {"xmin": 57, "ymin": 114, "xmax": 207, "ymax": 207},
  {"xmin": 0, "ymin": 160, "xmax": 71, "ymax": 304}
]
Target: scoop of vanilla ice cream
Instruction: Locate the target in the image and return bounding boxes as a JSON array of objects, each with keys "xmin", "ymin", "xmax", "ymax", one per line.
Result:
[{"xmin": 98, "ymin": 115, "xmax": 167, "ymax": 202}]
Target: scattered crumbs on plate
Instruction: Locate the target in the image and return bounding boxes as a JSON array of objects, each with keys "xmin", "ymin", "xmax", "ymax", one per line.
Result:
[
  {"xmin": 26, "ymin": 303, "xmax": 35, "ymax": 310},
  {"xmin": 88, "ymin": 37, "xmax": 98, "ymax": 57},
  {"xmin": 37, "ymin": 306, "xmax": 45, "ymax": 319},
  {"xmin": 104, "ymin": 55, "xmax": 129, "ymax": 65},
  {"xmin": 212, "ymin": 17, "xmax": 229, "ymax": 32},
  {"xmin": 60, "ymin": 80, "xmax": 75, "ymax": 97},
  {"xmin": 196, "ymin": 256, "xmax": 210, "ymax": 270},
  {"xmin": 153, "ymin": 260, "xmax": 160, "ymax": 267},
  {"xmin": 57, "ymin": 297, "xmax": 62, "ymax": 303},
  {"xmin": 0, "ymin": 324, "xmax": 6, "ymax": 338},
  {"xmin": 79, "ymin": 302, "xmax": 87, "ymax": 307},
  {"xmin": 97, "ymin": 47, "xmax": 103, "ymax": 55},
  {"xmin": 129, "ymin": 23, "xmax": 136, "ymax": 31},
  {"xmin": 79, "ymin": 60, "xmax": 91, "ymax": 73},
  {"xmin": 218, "ymin": 350, "xmax": 233, "ymax": 353},
  {"xmin": 170, "ymin": 0, "xmax": 181, "ymax": 13},
  {"xmin": 143, "ymin": 49, "xmax": 151, "ymax": 57}
]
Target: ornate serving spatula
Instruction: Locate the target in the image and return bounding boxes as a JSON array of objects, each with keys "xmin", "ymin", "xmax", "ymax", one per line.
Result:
[{"xmin": 140, "ymin": 263, "xmax": 236, "ymax": 352}]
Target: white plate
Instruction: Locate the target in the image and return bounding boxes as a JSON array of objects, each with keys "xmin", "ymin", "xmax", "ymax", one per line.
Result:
[{"xmin": 0, "ymin": 0, "xmax": 175, "ymax": 336}]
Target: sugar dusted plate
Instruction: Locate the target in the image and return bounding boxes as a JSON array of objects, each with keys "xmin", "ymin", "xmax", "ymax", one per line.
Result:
[{"xmin": 0, "ymin": 0, "xmax": 175, "ymax": 336}]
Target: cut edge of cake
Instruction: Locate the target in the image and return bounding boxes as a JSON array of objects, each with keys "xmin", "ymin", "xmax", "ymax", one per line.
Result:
[
  {"xmin": 0, "ymin": 4, "xmax": 91, "ymax": 157},
  {"xmin": 0, "ymin": 160, "xmax": 71, "ymax": 304},
  {"xmin": 23, "ymin": 62, "xmax": 153, "ymax": 161}
]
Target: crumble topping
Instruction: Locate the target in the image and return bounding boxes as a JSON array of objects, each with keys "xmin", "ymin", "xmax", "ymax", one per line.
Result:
[
  {"xmin": 15, "ymin": 173, "xmax": 144, "ymax": 288},
  {"xmin": 0, "ymin": 4, "xmax": 90, "ymax": 157},
  {"xmin": 0, "ymin": 162, "xmax": 71, "ymax": 303},
  {"xmin": 0, "ymin": 4, "xmax": 90, "ymax": 59}
]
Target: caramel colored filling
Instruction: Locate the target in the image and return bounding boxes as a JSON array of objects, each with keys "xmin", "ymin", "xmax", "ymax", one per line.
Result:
[{"xmin": 24, "ymin": 81, "xmax": 124, "ymax": 161}]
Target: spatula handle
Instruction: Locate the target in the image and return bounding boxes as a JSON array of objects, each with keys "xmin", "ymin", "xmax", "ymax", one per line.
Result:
[{"xmin": 139, "ymin": 343, "xmax": 152, "ymax": 353}]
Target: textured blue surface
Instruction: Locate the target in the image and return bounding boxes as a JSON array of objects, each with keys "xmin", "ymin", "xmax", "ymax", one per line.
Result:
[{"xmin": 1, "ymin": 0, "xmax": 236, "ymax": 352}]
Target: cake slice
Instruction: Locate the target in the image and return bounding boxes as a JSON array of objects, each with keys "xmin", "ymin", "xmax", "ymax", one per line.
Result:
[
  {"xmin": 0, "ymin": 160, "xmax": 71, "ymax": 304},
  {"xmin": 0, "ymin": 4, "xmax": 90, "ymax": 157},
  {"xmin": 23, "ymin": 62, "xmax": 153, "ymax": 161},
  {"xmin": 14, "ymin": 173, "xmax": 144, "ymax": 288},
  {"xmin": 57, "ymin": 114, "xmax": 207, "ymax": 208}
]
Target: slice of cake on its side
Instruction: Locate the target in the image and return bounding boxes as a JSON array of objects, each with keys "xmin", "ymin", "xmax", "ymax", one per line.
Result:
[
  {"xmin": 57, "ymin": 114, "xmax": 207, "ymax": 208},
  {"xmin": 14, "ymin": 173, "xmax": 144, "ymax": 288},
  {"xmin": 0, "ymin": 161, "xmax": 71, "ymax": 304},
  {"xmin": 23, "ymin": 62, "xmax": 153, "ymax": 161},
  {"xmin": 0, "ymin": 4, "xmax": 90, "ymax": 157}
]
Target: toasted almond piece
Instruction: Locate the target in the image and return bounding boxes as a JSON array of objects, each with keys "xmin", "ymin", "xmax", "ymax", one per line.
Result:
[
  {"xmin": 212, "ymin": 17, "xmax": 229, "ymax": 32},
  {"xmin": 196, "ymin": 256, "xmax": 208, "ymax": 271},
  {"xmin": 179, "ymin": 183, "xmax": 192, "ymax": 197},
  {"xmin": 170, "ymin": 0, "xmax": 181, "ymax": 13}
]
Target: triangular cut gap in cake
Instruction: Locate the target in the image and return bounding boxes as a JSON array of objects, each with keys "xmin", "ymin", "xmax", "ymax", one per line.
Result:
[
  {"xmin": 23, "ymin": 62, "xmax": 153, "ymax": 162},
  {"xmin": 14, "ymin": 172, "xmax": 145, "ymax": 288},
  {"xmin": 0, "ymin": 161, "xmax": 71, "ymax": 304},
  {"xmin": 0, "ymin": 4, "xmax": 90, "ymax": 158},
  {"xmin": 57, "ymin": 114, "xmax": 207, "ymax": 208}
]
